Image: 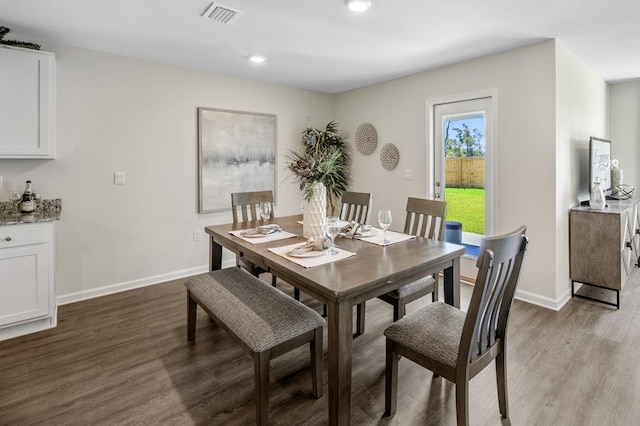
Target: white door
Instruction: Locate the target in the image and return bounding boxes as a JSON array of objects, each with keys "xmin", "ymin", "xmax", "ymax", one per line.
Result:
[{"xmin": 430, "ymin": 94, "xmax": 495, "ymax": 243}]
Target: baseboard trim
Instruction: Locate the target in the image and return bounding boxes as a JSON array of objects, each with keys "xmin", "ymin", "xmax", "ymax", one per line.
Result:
[
  {"xmin": 57, "ymin": 259, "xmax": 570, "ymax": 311},
  {"xmin": 56, "ymin": 264, "xmax": 226, "ymax": 306},
  {"xmin": 515, "ymin": 287, "xmax": 570, "ymax": 311}
]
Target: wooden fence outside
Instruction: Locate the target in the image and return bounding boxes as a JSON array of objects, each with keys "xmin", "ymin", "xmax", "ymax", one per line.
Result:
[{"xmin": 446, "ymin": 157, "xmax": 485, "ymax": 188}]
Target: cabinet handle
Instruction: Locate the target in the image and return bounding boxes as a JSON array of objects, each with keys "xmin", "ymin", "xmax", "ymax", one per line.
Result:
[
  {"xmin": 4, "ymin": 236, "xmax": 11, "ymax": 241},
  {"xmin": 626, "ymin": 241, "xmax": 633, "ymax": 249}
]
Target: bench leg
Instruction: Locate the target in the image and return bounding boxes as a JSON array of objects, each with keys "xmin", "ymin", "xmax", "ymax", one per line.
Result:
[
  {"xmin": 310, "ymin": 327, "xmax": 323, "ymax": 398},
  {"xmin": 254, "ymin": 350, "xmax": 270, "ymax": 425},
  {"xmin": 187, "ymin": 291, "xmax": 197, "ymax": 341}
]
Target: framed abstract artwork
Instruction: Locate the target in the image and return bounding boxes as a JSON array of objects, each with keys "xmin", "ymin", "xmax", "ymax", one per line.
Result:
[{"xmin": 198, "ymin": 107, "xmax": 277, "ymax": 213}]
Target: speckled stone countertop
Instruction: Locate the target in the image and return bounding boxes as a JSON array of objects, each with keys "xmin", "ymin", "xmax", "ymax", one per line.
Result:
[{"xmin": 0, "ymin": 199, "xmax": 62, "ymax": 226}]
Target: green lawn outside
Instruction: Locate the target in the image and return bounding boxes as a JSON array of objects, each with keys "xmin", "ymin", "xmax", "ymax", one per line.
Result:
[{"xmin": 445, "ymin": 188, "xmax": 485, "ymax": 235}]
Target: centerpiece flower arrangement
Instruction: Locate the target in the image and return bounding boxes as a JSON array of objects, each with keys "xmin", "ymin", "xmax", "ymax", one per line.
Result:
[{"xmin": 285, "ymin": 121, "xmax": 351, "ymax": 215}]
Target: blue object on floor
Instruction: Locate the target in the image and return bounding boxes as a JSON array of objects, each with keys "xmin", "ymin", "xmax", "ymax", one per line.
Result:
[
  {"xmin": 445, "ymin": 221, "xmax": 462, "ymax": 245},
  {"xmin": 462, "ymin": 243, "xmax": 480, "ymax": 258}
]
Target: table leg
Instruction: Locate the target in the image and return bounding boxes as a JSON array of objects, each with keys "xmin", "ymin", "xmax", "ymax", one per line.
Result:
[
  {"xmin": 327, "ymin": 300, "xmax": 353, "ymax": 425},
  {"xmin": 443, "ymin": 256, "xmax": 461, "ymax": 308},
  {"xmin": 210, "ymin": 237, "xmax": 222, "ymax": 271}
]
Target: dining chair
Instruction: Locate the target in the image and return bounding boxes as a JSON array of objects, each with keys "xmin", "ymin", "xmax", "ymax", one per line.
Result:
[
  {"xmin": 339, "ymin": 191, "xmax": 373, "ymax": 224},
  {"xmin": 231, "ymin": 190, "xmax": 277, "ymax": 287},
  {"xmin": 384, "ymin": 226, "xmax": 528, "ymax": 426},
  {"xmin": 339, "ymin": 191, "xmax": 372, "ymax": 333},
  {"xmin": 356, "ymin": 197, "xmax": 446, "ymax": 334}
]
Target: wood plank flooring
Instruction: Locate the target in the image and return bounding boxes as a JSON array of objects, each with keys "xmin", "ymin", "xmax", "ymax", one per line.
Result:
[{"xmin": 1, "ymin": 270, "xmax": 640, "ymax": 425}]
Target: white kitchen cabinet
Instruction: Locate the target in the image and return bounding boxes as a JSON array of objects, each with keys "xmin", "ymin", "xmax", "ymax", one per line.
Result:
[
  {"xmin": 0, "ymin": 46, "xmax": 56, "ymax": 158},
  {"xmin": 0, "ymin": 222, "xmax": 56, "ymax": 340}
]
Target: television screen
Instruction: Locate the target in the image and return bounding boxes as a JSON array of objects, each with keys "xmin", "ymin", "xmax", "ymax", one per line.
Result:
[{"xmin": 589, "ymin": 137, "xmax": 611, "ymax": 196}]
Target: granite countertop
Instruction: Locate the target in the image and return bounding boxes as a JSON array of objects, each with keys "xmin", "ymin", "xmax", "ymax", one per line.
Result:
[{"xmin": 0, "ymin": 199, "xmax": 62, "ymax": 226}]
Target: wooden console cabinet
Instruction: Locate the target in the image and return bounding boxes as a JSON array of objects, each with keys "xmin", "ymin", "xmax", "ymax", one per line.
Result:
[{"xmin": 569, "ymin": 199, "xmax": 640, "ymax": 308}]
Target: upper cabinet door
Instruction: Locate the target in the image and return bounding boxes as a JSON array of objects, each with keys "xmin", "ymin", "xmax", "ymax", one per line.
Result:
[{"xmin": 0, "ymin": 47, "xmax": 56, "ymax": 159}]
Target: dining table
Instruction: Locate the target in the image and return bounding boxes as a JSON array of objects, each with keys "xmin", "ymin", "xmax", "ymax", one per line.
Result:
[{"xmin": 204, "ymin": 214, "xmax": 465, "ymax": 425}]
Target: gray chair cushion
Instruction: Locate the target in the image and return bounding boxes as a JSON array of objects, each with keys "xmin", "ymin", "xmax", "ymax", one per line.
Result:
[
  {"xmin": 385, "ymin": 276, "xmax": 435, "ymax": 299},
  {"xmin": 384, "ymin": 301, "xmax": 465, "ymax": 368},
  {"xmin": 185, "ymin": 268, "xmax": 325, "ymax": 353}
]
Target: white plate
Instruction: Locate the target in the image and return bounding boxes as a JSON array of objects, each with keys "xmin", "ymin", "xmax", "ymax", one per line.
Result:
[
  {"xmin": 242, "ymin": 233, "xmax": 268, "ymax": 238},
  {"xmin": 241, "ymin": 230, "xmax": 276, "ymax": 238},
  {"xmin": 356, "ymin": 229, "xmax": 378, "ymax": 238},
  {"xmin": 287, "ymin": 248, "xmax": 328, "ymax": 258}
]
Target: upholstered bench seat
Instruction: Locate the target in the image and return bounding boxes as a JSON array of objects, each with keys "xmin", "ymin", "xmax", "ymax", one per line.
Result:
[{"xmin": 185, "ymin": 267, "xmax": 325, "ymax": 425}]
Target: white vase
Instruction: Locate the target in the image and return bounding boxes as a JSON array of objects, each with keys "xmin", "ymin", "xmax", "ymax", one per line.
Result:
[
  {"xmin": 303, "ymin": 182, "xmax": 327, "ymax": 239},
  {"xmin": 589, "ymin": 178, "xmax": 606, "ymax": 210}
]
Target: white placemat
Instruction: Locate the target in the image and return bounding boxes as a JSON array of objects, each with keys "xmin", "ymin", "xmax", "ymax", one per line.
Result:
[
  {"xmin": 269, "ymin": 242, "xmax": 356, "ymax": 268},
  {"xmin": 355, "ymin": 227, "xmax": 415, "ymax": 246},
  {"xmin": 230, "ymin": 229, "xmax": 298, "ymax": 244}
]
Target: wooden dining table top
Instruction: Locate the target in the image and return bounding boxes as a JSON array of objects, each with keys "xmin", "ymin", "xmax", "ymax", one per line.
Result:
[{"xmin": 204, "ymin": 214, "xmax": 465, "ymax": 307}]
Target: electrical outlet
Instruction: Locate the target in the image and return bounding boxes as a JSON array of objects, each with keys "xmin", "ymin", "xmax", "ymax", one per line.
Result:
[
  {"xmin": 114, "ymin": 171, "xmax": 126, "ymax": 185},
  {"xmin": 193, "ymin": 229, "xmax": 203, "ymax": 242}
]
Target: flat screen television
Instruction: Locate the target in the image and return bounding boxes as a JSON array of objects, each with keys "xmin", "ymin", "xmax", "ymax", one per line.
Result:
[{"xmin": 589, "ymin": 136, "xmax": 612, "ymax": 197}]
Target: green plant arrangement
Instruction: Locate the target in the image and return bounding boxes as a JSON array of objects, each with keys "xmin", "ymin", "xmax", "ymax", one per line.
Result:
[
  {"xmin": 0, "ymin": 26, "xmax": 41, "ymax": 50},
  {"xmin": 285, "ymin": 121, "xmax": 352, "ymax": 214}
]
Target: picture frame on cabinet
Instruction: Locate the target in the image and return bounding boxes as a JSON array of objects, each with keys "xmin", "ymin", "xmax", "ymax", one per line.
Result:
[
  {"xmin": 589, "ymin": 136, "xmax": 611, "ymax": 197},
  {"xmin": 197, "ymin": 107, "xmax": 277, "ymax": 213}
]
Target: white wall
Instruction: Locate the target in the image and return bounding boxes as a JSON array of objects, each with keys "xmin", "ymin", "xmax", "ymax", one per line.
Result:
[
  {"xmin": 334, "ymin": 41, "xmax": 558, "ymax": 307},
  {"xmin": 0, "ymin": 43, "xmax": 334, "ymax": 303},
  {"xmin": 609, "ymin": 81, "xmax": 640, "ymax": 191},
  {"xmin": 0, "ymin": 39, "xmax": 615, "ymax": 310},
  {"xmin": 555, "ymin": 43, "xmax": 608, "ymax": 305}
]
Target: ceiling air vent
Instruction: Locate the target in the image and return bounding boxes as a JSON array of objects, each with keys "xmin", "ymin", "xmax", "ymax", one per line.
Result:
[{"xmin": 201, "ymin": 3, "xmax": 244, "ymax": 24}]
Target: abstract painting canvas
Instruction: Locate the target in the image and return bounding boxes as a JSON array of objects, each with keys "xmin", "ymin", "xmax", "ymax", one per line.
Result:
[{"xmin": 198, "ymin": 107, "xmax": 276, "ymax": 213}]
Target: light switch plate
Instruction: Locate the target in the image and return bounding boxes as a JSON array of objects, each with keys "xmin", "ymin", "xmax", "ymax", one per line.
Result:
[
  {"xmin": 403, "ymin": 169, "xmax": 413, "ymax": 180},
  {"xmin": 114, "ymin": 171, "xmax": 126, "ymax": 185}
]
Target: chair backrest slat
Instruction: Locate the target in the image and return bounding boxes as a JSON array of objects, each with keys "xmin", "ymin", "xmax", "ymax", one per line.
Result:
[
  {"xmin": 403, "ymin": 197, "xmax": 447, "ymax": 241},
  {"xmin": 231, "ymin": 190, "xmax": 274, "ymax": 223},
  {"xmin": 340, "ymin": 191, "xmax": 373, "ymax": 224},
  {"xmin": 459, "ymin": 226, "xmax": 528, "ymax": 365}
]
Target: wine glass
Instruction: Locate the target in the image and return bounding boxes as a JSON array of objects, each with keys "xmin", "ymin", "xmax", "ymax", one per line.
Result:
[
  {"xmin": 9, "ymin": 191, "xmax": 21, "ymax": 214},
  {"xmin": 259, "ymin": 201, "xmax": 272, "ymax": 223},
  {"xmin": 378, "ymin": 209, "xmax": 392, "ymax": 245},
  {"xmin": 326, "ymin": 216, "xmax": 341, "ymax": 255}
]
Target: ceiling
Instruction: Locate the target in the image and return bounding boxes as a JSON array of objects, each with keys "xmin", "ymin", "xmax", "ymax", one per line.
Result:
[{"xmin": 1, "ymin": 0, "xmax": 639, "ymax": 94}]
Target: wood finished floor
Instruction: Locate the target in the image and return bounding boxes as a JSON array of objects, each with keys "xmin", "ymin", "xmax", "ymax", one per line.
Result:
[{"xmin": 1, "ymin": 270, "xmax": 640, "ymax": 425}]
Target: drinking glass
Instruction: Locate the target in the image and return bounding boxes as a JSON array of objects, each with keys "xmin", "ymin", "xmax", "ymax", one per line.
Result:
[
  {"xmin": 9, "ymin": 191, "xmax": 21, "ymax": 214},
  {"xmin": 326, "ymin": 216, "xmax": 341, "ymax": 255},
  {"xmin": 259, "ymin": 201, "xmax": 272, "ymax": 223},
  {"xmin": 378, "ymin": 209, "xmax": 392, "ymax": 245}
]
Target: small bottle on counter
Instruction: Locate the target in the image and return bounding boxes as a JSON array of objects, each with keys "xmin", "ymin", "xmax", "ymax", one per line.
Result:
[{"xmin": 19, "ymin": 180, "xmax": 35, "ymax": 213}]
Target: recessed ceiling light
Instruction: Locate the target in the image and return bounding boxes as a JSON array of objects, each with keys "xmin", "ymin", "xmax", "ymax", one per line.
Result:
[
  {"xmin": 345, "ymin": 0, "xmax": 372, "ymax": 12},
  {"xmin": 249, "ymin": 55, "xmax": 266, "ymax": 64}
]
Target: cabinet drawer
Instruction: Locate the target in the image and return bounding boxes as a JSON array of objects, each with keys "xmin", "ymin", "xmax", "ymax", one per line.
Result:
[{"xmin": 0, "ymin": 225, "xmax": 48, "ymax": 248}]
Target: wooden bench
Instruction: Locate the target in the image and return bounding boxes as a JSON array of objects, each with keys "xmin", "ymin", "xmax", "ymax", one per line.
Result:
[{"xmin": 185, "ymin": 268, "xmax": 325, "ymax": 425}]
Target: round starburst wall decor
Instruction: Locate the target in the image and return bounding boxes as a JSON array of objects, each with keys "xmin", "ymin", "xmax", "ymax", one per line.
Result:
[
  {"xmin": 380, "ymin": 143, "xmax": 400, "ymax": 171},
  {"xmin": 355, "ymin": 122, "xmax": 378, "ymax": 155}
]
